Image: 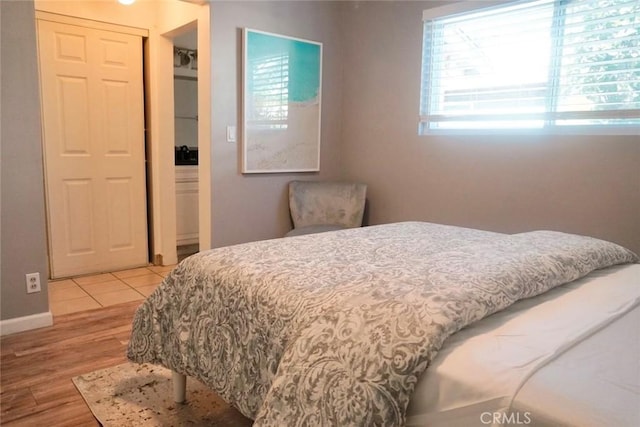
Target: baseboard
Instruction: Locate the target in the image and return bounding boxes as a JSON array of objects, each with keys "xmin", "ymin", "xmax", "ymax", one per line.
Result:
[{"xmin": 0, "ymin": 311, "xmax": 53, "ymax": 336}]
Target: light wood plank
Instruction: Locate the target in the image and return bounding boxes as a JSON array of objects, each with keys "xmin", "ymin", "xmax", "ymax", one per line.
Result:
[{"xmin": 0, "ymin": 301, "xmax": 139, "ymax": 425}]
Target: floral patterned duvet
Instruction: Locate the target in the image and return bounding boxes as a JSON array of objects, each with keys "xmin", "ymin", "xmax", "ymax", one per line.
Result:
[{"xmin": 127, "ymin": 222, "xmax": 637, "ymax": 426}]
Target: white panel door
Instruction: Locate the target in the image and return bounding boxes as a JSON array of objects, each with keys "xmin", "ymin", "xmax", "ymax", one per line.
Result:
[{"xmin": 38, "ymin": 19, "xmax": 148, "ymax": 279}]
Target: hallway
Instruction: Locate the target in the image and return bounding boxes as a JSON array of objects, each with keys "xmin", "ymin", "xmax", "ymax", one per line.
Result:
[{"xmin": 47, "ymin": 265, "xmax": 175, "ymax": 316}]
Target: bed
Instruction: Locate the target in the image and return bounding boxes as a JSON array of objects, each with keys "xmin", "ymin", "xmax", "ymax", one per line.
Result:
[{"xmin": 127, "ymin": 222, "xmax": 639, "ymax": 426}]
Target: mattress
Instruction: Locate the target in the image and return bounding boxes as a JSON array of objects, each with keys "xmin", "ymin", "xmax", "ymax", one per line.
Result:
[{"xmin": 407, "ymin": 263, "xmax": 640, "ymax": 426}]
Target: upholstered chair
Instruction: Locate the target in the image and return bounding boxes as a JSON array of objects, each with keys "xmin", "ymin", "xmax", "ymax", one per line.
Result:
[{"xmin": 286, "ymin": 180, "xmax": 367, "ymax": 237}]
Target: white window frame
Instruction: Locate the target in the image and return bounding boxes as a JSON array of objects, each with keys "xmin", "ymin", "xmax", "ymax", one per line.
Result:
[{"xmin": 419, "ymin": 0, "xmax": 640, "ymax": 136}]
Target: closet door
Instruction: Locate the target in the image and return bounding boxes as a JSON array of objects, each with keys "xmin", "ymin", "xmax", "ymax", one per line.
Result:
[{"xmin": 38, "ymin": 18, "xmax": 147, "ymax": 278}]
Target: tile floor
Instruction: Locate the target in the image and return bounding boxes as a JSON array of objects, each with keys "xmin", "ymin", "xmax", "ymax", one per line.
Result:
[{"xmin": 47, "ymin": 265, "xmax": 176, "ymax": 316}]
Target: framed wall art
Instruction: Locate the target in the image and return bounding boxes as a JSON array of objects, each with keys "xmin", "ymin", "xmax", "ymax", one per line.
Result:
[
  {"xmin": 174, "ymin": 46, "xmax": 197, "ymax": 78},
  {"xmin": 242, "ymin": 28, "xmax": 322, "ymax": 173}
]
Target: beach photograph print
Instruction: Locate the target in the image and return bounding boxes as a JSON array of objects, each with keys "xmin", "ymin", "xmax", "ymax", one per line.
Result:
[{"xmin": 242, "ymin": 29, "xmax": 322, "ymax": 173}]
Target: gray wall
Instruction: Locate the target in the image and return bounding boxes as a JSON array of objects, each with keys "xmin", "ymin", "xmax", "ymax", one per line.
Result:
[
  {"xmin": 0, "ymin": 0, "xmax": 637, "ymax": 325},
  {"xmin": 1, "ymin": 0, "xmax": 50, "ymax": 320},
  {"xmin": 340, "ymin": 1, "xmax": 640, "ymax": 255},
  {"xmin": 209, "ymin": 1, "xmax": 346, "ymax": 248}
]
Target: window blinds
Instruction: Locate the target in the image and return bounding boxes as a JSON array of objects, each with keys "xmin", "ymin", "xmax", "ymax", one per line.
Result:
[
  {"xmin": 420, "ymin": 0, "xmax": 640, "ymax": 131},
  {"xmin": 248, "ymin": 53, "xmax": 290, "ymax": 129}
]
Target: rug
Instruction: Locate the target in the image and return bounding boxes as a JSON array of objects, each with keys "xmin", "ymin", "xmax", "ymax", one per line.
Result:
[{"xmin": 72, "ymin": 362, "xmax": 253, "ymax": 426}]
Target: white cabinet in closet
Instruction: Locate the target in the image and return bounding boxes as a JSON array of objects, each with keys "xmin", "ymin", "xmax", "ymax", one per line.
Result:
[{"xmin": 175, "ymin": 166, "xmax": 198, "ymax": 246}]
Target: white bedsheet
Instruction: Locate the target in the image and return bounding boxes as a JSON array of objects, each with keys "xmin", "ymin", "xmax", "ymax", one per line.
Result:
[{"xmin": 406, "ymin": 264, "xmax": 640, "ymax": 427}]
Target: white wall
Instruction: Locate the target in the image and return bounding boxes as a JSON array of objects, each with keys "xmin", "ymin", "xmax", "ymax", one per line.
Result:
[{"xmin": 174, "ymin": 78, "xmax": 198, "ymax": 148}]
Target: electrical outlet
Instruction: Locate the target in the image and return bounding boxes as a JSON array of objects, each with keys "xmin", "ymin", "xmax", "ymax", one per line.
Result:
[{"xmin": 26, "ymin": 273, "xmax": 41, "ymax": 294}]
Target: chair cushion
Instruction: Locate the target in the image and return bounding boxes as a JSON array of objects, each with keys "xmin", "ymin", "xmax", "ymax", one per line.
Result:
[
  {"xmin": 285, "ymin": 224, "xmax": 347, "ymax": 237},
  {"xmin": 288, "ymin": 181, "xmax": 367, "ymax": 230}
]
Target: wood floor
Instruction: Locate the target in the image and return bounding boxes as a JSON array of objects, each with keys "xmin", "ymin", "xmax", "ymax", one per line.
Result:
[{"xmin": 1, "ymin": 300, "xmax": 141, "ymax": 426}]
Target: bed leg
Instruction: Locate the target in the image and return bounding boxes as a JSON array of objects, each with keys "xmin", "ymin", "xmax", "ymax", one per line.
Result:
[{"xmin": 172, "ymin": 371, "xmax": 186, "ymax": 403}]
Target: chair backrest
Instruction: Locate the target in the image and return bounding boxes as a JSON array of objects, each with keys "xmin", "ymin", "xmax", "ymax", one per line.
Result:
[{"xmin": 289, "ymin": 181, "xmax": 367, "ymax": 229}]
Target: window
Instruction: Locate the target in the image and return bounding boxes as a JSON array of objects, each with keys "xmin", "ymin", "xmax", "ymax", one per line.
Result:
[
  {"xmin": 419, "ymin": 0, "xmax": 640, "ymax": 133},
  {"xmin": 247, "ymin": 53, "xmax": 289, "ymax": 130}
]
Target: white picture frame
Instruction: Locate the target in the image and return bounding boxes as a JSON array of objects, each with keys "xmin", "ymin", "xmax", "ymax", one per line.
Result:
[{"xmin": 242, "ymin": 28, "xmax": 322, "ymax": 173}]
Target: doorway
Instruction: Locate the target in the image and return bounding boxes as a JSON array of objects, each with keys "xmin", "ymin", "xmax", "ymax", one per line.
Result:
[
  {"xmin": 35, "ymin": 2, "xmax": 212, "ymax": 279},
  {"xmin": 172, "ymin": 29, "xmax": 200, "ymax": 261},
  {"xmin": 37, "ymin": 16, "xmax": 149, "ymax": 279}
]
